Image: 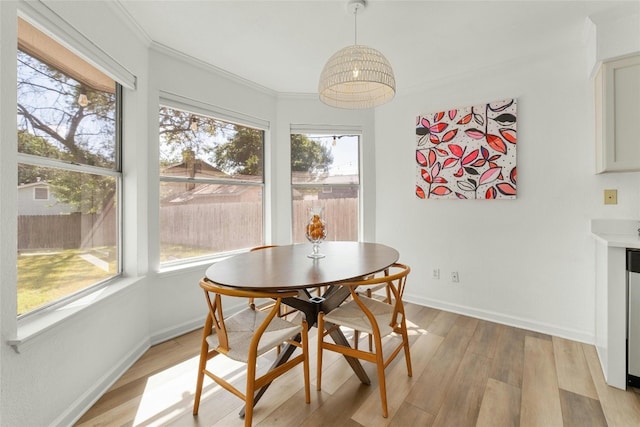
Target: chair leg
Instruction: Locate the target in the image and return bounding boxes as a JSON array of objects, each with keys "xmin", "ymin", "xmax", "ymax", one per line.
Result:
[
  {"xmin": 301, "ymin": 321, "xmax": 311, "ymax": 403},
  {"xmin": 353, "ymin": 330, "xmax": 360, "ymax": 350},
  {"xmin": 193, "ymin": 334, "xmax": 210, "ymax": 415},
  {"xmin": 374, "ymin": 334, "xmax": 389, "ymax": 418},
  {"xmin": 316, "ymin": 312, "xmax": 324, "ymax": 391},
  {"xmin": 401, "ymin": 319, "xmax": 413, "ymax": 377},
  {"xmin": 245, "ymin": 361, "xmax": 256, "ymax": 427}
]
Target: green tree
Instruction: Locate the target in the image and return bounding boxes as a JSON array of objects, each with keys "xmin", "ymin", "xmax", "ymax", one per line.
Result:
[
  {"xmin": 158, "ymin": 107, "xmax": 223, "ymax": 167},
  {"xmin": 213, "ymin": 127, "xmax": 264, "ymax": 176},
  {"xmin": 290, "ymin": 134, "xmax": 334, "ymax": 172}
]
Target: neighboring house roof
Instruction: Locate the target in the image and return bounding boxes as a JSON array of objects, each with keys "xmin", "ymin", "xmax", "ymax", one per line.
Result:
[{"xmin": 161, "ymin": 158, "xmax": 229, "ymax": 179}]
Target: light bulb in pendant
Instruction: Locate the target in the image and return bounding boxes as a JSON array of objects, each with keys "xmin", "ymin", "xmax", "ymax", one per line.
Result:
[
  {"xmin": 190, "ymin": 117, "xmax": 198, "ymax": 132},
  {"xmin": 352, "ymin": 66, "xmax": 360, "ymax": 79},
  {"xmin": 77, "ymin": 93, "xmax": 89, "ymax": 107}
]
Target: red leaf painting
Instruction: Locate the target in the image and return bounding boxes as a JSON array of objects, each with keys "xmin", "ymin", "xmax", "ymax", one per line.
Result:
[
  {"xmin": 430, "ymin": 122, "xmax": 449, "ymax": 134},
  {"xmin": 486, "ymin": 134, "xmax": 507, "ymax": 154},
  {"xmin": 496, "ymin": 182, "xmax": 517, "ymax": 195},
  {"xmin": 428, "ymin": 149, "xmax": 437, "ymax": 167},
  {"xmin": 465, "ymin": 129, "xmax": 485, "ymax": 139},
  {"xmin": 461, "ymin": 149, "xmax": 480, "ymax": 166},
  {"xmin": 457, "ymin": 113, "xmax": 472, "ymax": 125},
  {"xmin": 416, "ymin": 150, "xmax": 428, "ymax": 166},
  {"xmin": 443, "ymin": 157, "xmax": 458, "ymax": 169},
  {"xmin": 441, "ymin": 129, "xmax": 458, "ymax": 143},
  {"xmin": 416, "ymin": 99, "xmax": 517, "ymax": 199},
  {"xmin": 448, "ymin": 144, "xmax": 464, "ymax": 158},
  {"xmin": 431, "ymin": 186, "xmax": 452, "ymax": 196},
  {"xmin": 421, "ymin": 168, "xmax": 431, "ymax": 183},
  {"xmin": 500, "ymin": 128, "xmax": 517, "ymax": 144},
  {"xmin": 479, "ymin": 167, "xmax": 502, "ymax": 185}
]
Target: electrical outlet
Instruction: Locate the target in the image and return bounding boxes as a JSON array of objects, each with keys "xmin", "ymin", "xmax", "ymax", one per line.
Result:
[
  {"xmin": 432, "ymin": 268, "xmax": 440, "ymax": 279},
  {"xmin": 604, "ymin": 189, "xmax": 617, "ymax": 205},
  {"xmin": 451, "ymin": 271, "xmax": 459, "ymax": 282}
]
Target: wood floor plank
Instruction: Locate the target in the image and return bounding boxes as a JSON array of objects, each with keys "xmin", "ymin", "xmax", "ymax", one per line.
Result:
[
  {"xmin": 582, "ymin": 343, "xmax": 640, "ymax": 426},
  {"xmin": 425, "ymin": 310, "xmax": 459, "ymax": 337},
  {"xmin": 490, "ymin": 325, "xmax": 526, "ymax": 388},
  {"xmin": 351, "ymin": 332, "xmax": 444, "ymax": 427},
  {"xmin": 476, "ymin": 378, "xmax": 521, "ymax": 427},
  {"xmin": 559, "ymin": 389, "xmax": 607, "ymax": 427},
  {"xmin": 388, "ymin": 401, "xmax": 434, "ymax": 427},
  {"xmin": 466, "ymin": 319, "xmax": 504, "ymax": 359},
  {"xmin": 299, "ymin": 374, "xmax": 373, "ymax": 427},
  {"xmin": 552, "ymin": 336, "xmax": 598, "ymax": 400},
  {"xmin": 431, "ymin": 350, "xmax": 491, "ymax": 427},
  {"xmin": 520, "ymin": 336, "xmax": 563, "ymax": 427},
  {"xmin": 404, "ymin": 322, "xmax": 476, "ymax": 415}
]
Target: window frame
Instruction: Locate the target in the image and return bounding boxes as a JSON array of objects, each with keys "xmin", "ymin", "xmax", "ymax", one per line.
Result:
[
  {"xmin": 158, "ymin": 95, "xmax": 268, "ymax": 269},
  {"xmin": 15, "ymin": 17, "xmax": 124, "ymax": 319},
  {"xmin": 289, "ymin": 129, "xmax": 363, "ymax": 243}
]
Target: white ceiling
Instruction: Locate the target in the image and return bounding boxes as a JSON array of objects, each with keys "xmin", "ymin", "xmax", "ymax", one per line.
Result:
[{"xmin": 114, "ymin": 1, "xmax": 639, "ymax": 95}]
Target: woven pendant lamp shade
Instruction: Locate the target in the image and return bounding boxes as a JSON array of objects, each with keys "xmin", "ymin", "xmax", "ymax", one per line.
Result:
[{"xmin": 318, "ymin": 44, "xmax": 395, "ymax": 109}]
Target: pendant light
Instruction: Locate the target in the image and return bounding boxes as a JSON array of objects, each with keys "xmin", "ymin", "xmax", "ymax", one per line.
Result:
[{"xmin": 318, "ymin": 0, "xmax": 396, "ymax": 109}]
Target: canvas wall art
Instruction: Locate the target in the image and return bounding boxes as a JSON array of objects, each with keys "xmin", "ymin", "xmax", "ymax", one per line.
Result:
[{"xmin": 416, "ymin": 99, "xmax": 517, "ymax": 199}]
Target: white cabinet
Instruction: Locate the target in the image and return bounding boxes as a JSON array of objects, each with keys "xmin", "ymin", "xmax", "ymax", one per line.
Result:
[{"xmin": 595, "ymin": 54, "xmax": 640, "ymax": 173}]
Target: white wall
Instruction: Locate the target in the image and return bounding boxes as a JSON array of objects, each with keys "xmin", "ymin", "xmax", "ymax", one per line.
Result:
[{"xmin": 374, "ymin": 24, "xmax": 640, "ymax": 343}]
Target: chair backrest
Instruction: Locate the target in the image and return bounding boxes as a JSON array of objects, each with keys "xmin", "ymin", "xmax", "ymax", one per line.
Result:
[
  {"xmin": 344, "ymin": 263, "xmax": 410, "ymax": 326},
  {"xmin": 199, "ymin": 278, "xmax": 298, "ymax": 353}
]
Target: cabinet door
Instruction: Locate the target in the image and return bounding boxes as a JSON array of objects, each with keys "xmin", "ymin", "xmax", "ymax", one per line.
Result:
[{"xmin": 595, "ymin": 55, "xmax": 640, "ymax": 173}]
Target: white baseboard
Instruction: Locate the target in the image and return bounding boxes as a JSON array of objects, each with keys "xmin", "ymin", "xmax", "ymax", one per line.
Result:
[
  {"xmin": 405, "ymin": 294, "xmax": 595, "ymax": 345},
  {"xmin": 149, "ymin": 317, "xmax": 204, "ymax": 346}
]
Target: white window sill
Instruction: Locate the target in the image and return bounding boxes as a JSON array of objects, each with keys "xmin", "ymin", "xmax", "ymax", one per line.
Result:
[{"xmin": 7, "ymin": 276, "xmax": 143, "ymax": 353}]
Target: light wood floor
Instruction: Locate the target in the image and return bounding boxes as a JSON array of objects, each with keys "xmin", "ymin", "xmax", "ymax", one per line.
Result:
[{"xmin": 75, "ymin": 303, "xmax": 640, "ymax": 426}]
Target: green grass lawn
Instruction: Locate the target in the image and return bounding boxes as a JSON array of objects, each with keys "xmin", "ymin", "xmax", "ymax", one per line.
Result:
[
  {"xmin": 17, "ymin": 248, "xmax": 116, "ymax": 315},
  {"xmin": 17, "ymin": 244, "xmax": 219, "ymax": 315}
]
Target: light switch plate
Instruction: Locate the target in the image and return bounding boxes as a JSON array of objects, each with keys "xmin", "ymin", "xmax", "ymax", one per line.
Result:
[{"xmin": 604, "ymin": 189, "xmax": 617, "ymax": 205}]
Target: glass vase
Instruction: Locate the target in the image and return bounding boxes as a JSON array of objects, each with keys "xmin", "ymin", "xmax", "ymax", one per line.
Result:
[{"xmin": 305, "ymin": 207, "xmax": 327, "ymax": 258}]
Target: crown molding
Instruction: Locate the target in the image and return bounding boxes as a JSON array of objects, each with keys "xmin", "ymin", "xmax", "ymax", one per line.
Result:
[{"xmin": 149, "ymin": 41, "xmax": 277, "ymax": 97}]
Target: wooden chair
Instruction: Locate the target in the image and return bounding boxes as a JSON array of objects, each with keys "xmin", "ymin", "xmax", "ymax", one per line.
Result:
[
  {"xmin": 353, "ymin": 267, "xmax": 392, "ymax": 351},
  {"xmin": 193, "ymin": 277, "xmax": 310, "ymax": 427},
  {"xmin": 316, "ymin": 263, "xmax": 411, "ymax": 418}
]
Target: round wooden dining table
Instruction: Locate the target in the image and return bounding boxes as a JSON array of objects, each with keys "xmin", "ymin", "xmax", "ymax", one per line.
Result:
[
  {"xmin": 203, "ymin": 241, "xmax": 399, "ymax": 416},
  {"xmin": 204, "ymin": 241, "xmax": 399, "ymax": 291}
]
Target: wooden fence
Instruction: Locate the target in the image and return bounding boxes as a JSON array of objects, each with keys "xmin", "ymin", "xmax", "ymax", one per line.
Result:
[
  {"xmin": 18, "ymin": 198, "xmax": 358, "ymax": 252},
  {"xmin": 18, "ymin": 211, "xmax": 116, "ymax": 251}
]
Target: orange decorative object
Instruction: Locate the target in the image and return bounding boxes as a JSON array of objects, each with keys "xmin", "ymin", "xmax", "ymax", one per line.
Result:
[{"xmin": 305, "ymin": 208, "xmax": 327, "ymax": 258}]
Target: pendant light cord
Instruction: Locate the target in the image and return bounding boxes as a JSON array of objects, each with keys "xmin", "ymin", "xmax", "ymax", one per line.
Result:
[{"xmin": 353, "ymin": 3, "xmax": 358, "ymax": 45}]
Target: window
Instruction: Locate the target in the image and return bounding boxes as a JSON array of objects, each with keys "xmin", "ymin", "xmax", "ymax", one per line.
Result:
[
  {"xmin": 16, "ymin": 18, "xmax": 122, "ymax": 316},
  {"xmin": 33, "ymin": 187, "xmax": 48, "ymax": 200},
  {"xmin": 291, "ymin": 133, "xmax": 360, "ymax": 243},
  {"xmin": 159, "ymin": 105, "xmax": 265, "ymax": 265}
]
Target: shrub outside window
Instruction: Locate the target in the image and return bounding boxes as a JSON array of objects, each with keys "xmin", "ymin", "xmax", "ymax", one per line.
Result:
[
  {"xmin": 16, "ymin": 18, "xmax": 121, "ymax": 316},
  {"xmin": 291, "ymin": 133, "xmax": 360, "ymax": 243},
  {"xmin": 159, "ymin": 106, "xmax": 265, "ymax": 265}
]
